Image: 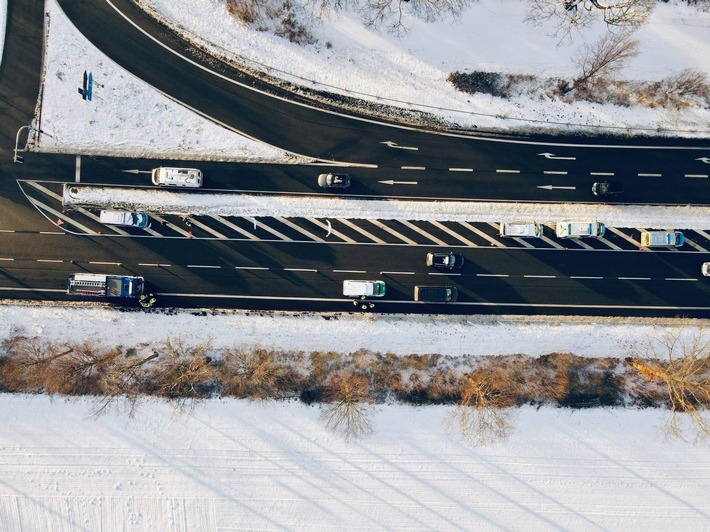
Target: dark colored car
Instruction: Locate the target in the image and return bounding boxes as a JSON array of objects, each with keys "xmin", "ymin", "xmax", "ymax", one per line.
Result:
[
  {"xmin": 592, "ymin": 181, "xmax": 624, "ymax": 197},
  {"xmin": 318, "ymin": 173, "xmax": 351, "ymax": 189},
  {"xmin": 414, "ymin": 286, "xmax": 458, "ymax": 303},
  {"xmin": 426, "ymin": 252, "xmax": 464, "ymax": 270}
]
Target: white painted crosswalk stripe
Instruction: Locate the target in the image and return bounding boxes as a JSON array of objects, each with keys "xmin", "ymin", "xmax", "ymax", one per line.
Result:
[
  {"xmin": 275, "ymin": 217, "xmax": 324, "ymax": 242},
  {"xmin": 210, "ymin": 215, "xmax": 259, "ymax": 240},
  {"xmin": 430, "ymin": 221, "xmax": 476, "ymax": 246},
  {"xmin": 244, "ymin": 216, "xmax": 292, "ymax": 241},
  {"xmin": 608, "ymin": 227, "xmax": 642, "ymax": 248},
  {"xmin": 369, "ymin": 220, "xmax": 418, "ymax": 244},
  {"xmin": 459, "ymin": 221, "xmax": 504, "ymax": 247},
  {"xmin": 338, "ymin": 219, "xmax": 385, "ymax": 243},
  {"xmin": 307, "ymin": 218, "xmax": 356, "ymax": 243},
  {"xmin": 182, "ymin": 216, "xmax": 229, "ymax": 239},
  {"xmin": 398, "ymin": 220, "xmax": 447, "ymax": 245}
]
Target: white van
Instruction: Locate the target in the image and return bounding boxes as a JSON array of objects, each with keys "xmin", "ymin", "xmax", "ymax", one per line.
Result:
[
  {"xmin": 556, "ymin": 221, "xmax": 606, "ymax": 238},
  {"xmin": 99, "ymin": 210, "xmax": 150, "ymax": 228},
  {"xmin": 500, "ymin": 222, "xmax": 543, "ymax": 238},
  {"xmin": 342, "ymin": 280, "xmax": 386, "ymax": 298},
  {"xmin": 151, "ymin": 167, "xmax": 203, "ymax": 188},
  {"xmin": 640, "ymin": 230, "xmax": 684, "ymax": 248}
]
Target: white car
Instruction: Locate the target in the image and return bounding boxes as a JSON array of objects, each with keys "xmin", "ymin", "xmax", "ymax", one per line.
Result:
[
  {"xmin": 556, "ymin": 221, "xmax": 606, "ymax": 238},
  {"xmin": 151, "ymin": 167, "xmax": 203, "ymax": 188},
  {"xmin": 500, "ymin": 222, "xmax": 543, "ymax": 238},
  {"xmin": 99, "ymin": 210, "xmax": 150, "ymax": 228}
]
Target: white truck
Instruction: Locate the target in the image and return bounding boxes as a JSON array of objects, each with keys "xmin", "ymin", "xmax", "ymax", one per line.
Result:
[
  {"xmin": 342, "ymin": 280, "xmax": 386, "ymax": 298},
  {"xmin": 556, "ymin": 221, "xmax": 606, "ymax": 238},
  {"xmin": 67, "ymin": 273, "xmax": 144, "ymax": 298},
  {"xmin": 151, "ymin": 167, "xmax": 203, "ymax": 188},
  {"xmin": 640, "ymin": 230, "xmax": 684, "ymax": 248}
]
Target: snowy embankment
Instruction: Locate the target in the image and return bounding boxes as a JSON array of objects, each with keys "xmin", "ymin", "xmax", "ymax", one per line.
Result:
[{"xmin": 64, "ymin": 183, "xmax": 710, "ymax": 229}]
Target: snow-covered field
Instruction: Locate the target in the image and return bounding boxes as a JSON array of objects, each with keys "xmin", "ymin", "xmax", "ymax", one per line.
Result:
[{"xmin": 1, "ymin": 396, "xmax": 709, "ymax": 531}]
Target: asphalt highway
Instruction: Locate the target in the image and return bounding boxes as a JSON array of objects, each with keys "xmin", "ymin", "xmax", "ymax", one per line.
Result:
[
  {"xmin": 2, "ymin": 0, "xmax": 710, "ymax": 317},
  {"xmin": 53, "ymin": 0, "xmax": 710, "ymax": 205},
  {"xmin": 1, "ymin": 229, "xmax": 710, "ymax": 317}
]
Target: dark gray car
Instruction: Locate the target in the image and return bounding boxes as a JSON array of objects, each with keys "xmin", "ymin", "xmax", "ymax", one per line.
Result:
[{"xmin": 414, "ymin": 286, "xmax": 458, "ymax": 303}]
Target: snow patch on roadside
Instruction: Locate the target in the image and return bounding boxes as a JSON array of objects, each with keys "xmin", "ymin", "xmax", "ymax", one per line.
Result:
[{"xmin": 63, "ymin": 183, "xmax": 710, "ymax": 229}]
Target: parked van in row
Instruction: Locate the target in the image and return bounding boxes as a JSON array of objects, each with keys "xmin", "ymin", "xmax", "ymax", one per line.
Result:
[
  {"xmin": 151, "ymin": 167, "xmax": 203, "ymax": 188},
  {"xmin": 640, "ymin": 230, "xmax": 684, "ymax": 248},
  {"xmin": 414, "ymin": 286, "xmax": 458, "ymax": 303},
  {"xmin": 500, "ymin": 222, "xmax": 543, "ymax": 238},
  {"xmin": 342, "ymin": 280, "xmax": 386, "ymax": 298},
  {"xmin": 99, "ymin": 210, "xmax": 151, "ymax": 228},
  {"xmin": 556, "ymin": 221, "xmax": 606, "ymax": 239}
]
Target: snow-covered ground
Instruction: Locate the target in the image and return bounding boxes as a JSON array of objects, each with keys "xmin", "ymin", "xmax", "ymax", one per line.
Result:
[
  {"xmin": 2, "ymin": 395, "xmax": 709, "ymax": 531},
  {"xmin": 65, "ymin": 181, "xmax": 710, "ymax": 229}
]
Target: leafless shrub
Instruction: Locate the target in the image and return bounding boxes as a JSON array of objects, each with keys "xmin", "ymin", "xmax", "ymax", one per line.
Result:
[
  {"xmin": 91, "ymin": 351, "xmax": 159, "ymax": 418},
  {"xmin": 147, "ymin": 339, "xmax": 217, "ymax": 413},
  {"xmin": 226, "ymin": 0, "xmax": 264, "ymax": 24},
  {"xmin": 222, "ymin": 348, "xmax": 302, "ymax": 400},
  {"xmin": 641, "ymin": 68, "xmax": 710, "ymax": 109},
  {"xmin": 320, "ymin": 370, "xmax": 373, "ymax": 440},
  {"xmin": 628, "ymin": 327, "xmax": 710, "ymax": 443},
  {"xmin": 572, "ymin": 32, "xmax": 639, "ymax": 91}
]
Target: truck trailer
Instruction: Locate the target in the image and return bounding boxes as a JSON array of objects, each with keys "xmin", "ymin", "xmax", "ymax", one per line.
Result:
[{"xmin": 67, "ymin": 273, "xmax": 144, "ymax": 298}]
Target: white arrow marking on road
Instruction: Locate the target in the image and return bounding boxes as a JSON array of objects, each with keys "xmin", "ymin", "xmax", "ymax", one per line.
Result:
[
  {"xmin": 538, "ymin": 152, "xmax": 576, "ymax": 161},
  {"xmin": 123, "ymin": 169, "xmax": 152, "ymax": 174},
  {"xmin": 378, "ymin": 180, "xmax": 418, "ymax": 185},
  {"xmin": 380, "ymin": 141, "xmax": 419, "ymax": 151},
  {"xmin": 537, "ymin": 185, "xmax": 577, "ymax": 190},
  {"xmin": 696, "ymin": 157, "xmax": 710, "ymax": 164},
  {"xmin": 326, "ymin": 219, "xmax": 332, "ymax": 237}
]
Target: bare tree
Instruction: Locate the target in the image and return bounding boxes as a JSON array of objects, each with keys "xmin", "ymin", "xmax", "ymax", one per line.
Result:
[
  {"xmin": 571, "ymin": 31, "xmax": 639, "ymax": 91},
  {"xmin": 320, "ymin": 370, "xmax": 373, "ymax": 440},
  {"xmin": 450, "ymin": 370, "xmax": 514, "ymax": 446},
  {"xmin": 526, "ymin": 0, "xmax": 655, "ymax": 38},
  {"xmin": 628, "ymin": 326, "xmax": 710, "ymax": 443}
]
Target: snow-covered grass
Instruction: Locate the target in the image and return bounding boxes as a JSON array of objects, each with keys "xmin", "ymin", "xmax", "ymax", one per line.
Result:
[
  {"xmin": 138, "ymin": 0, "xmax": 710, "ymax": 137},
  {"xmin": 1, "ymin": 394, "xmax": 709, "ymax": 531},
  {"xmin": 37, "ymin": 0, "xmax": 292, "ymax": 161}
]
